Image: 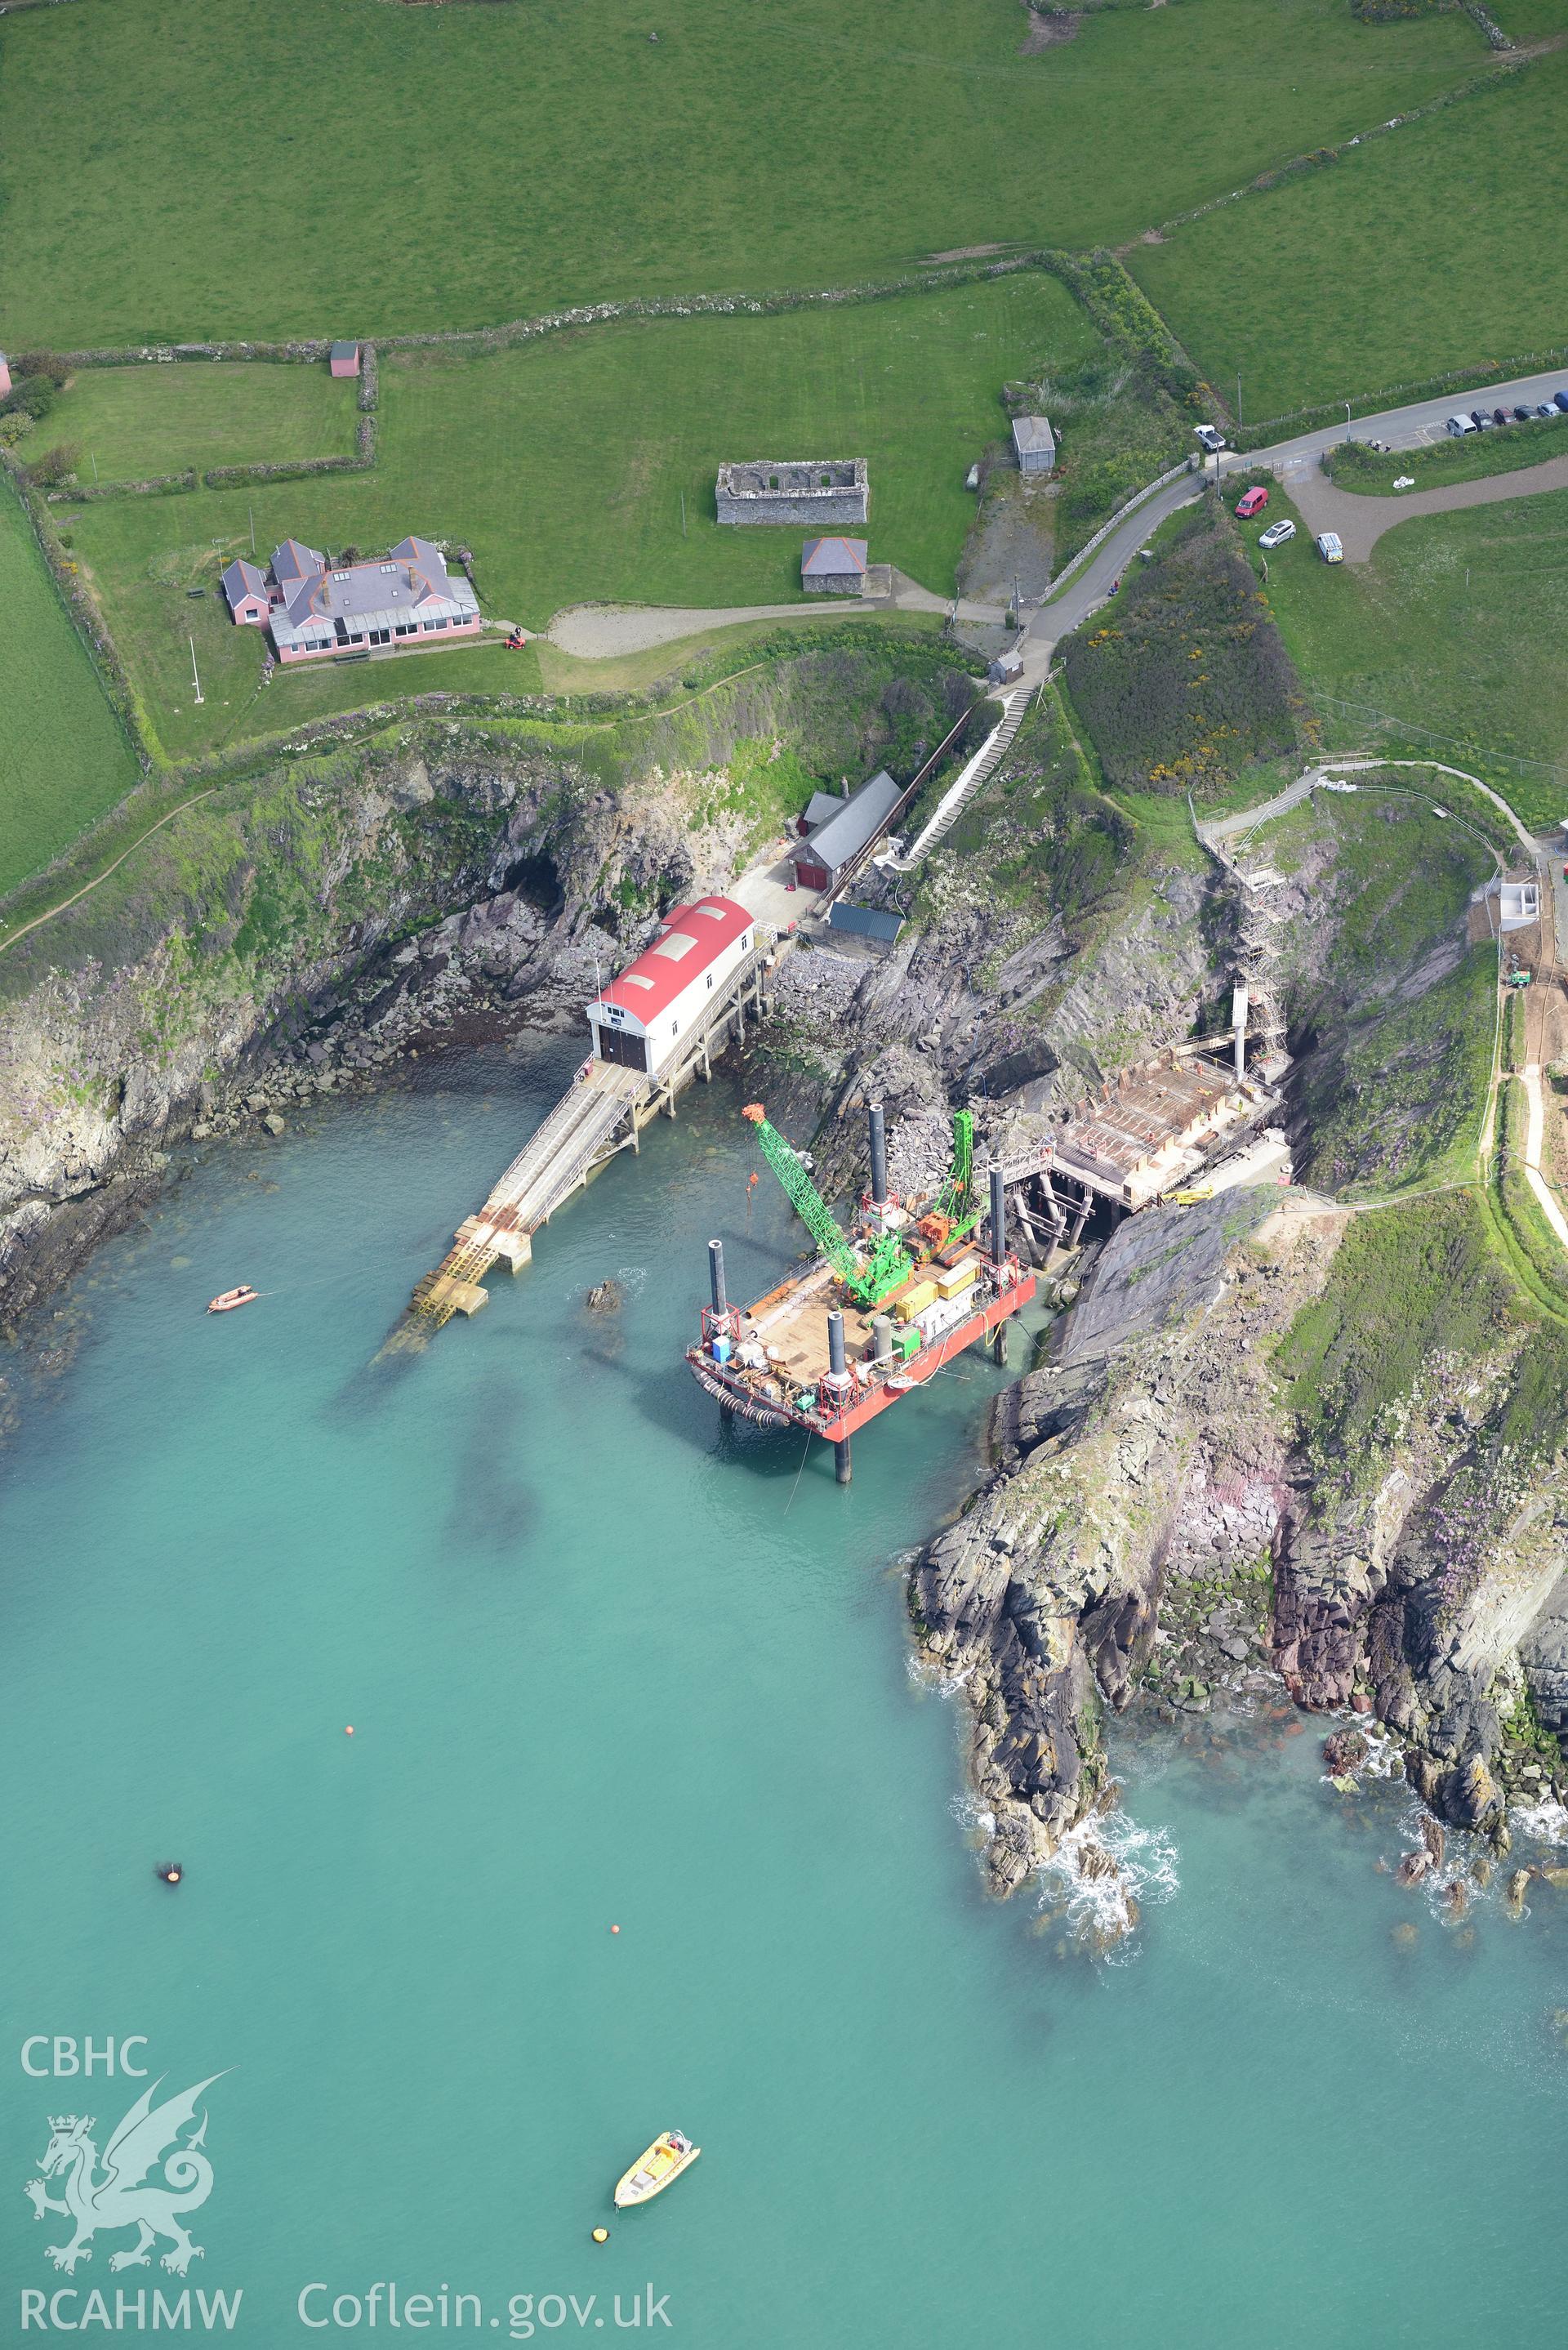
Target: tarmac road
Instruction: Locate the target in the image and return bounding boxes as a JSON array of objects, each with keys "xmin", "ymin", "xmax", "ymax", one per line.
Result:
[{"xmin": 1029, "ymin": 364, "xmax": 1568, "ymax": 654}]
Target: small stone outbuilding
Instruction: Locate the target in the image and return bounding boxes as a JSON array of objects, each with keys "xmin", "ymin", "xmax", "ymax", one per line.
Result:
[
  {"xmin": 800, "ymin": 535, "xmax": 868, "ymax": 595},
  {"xmin": 329, "ymin": 340, "xmax": 362, "ymax": 379},
  {"xmin": 1012, "ymin": 415, "xmax": 1056, "ymax": 476}
]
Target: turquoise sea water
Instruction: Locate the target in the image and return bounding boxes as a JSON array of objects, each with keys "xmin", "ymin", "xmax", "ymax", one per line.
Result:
[{"xmin": 2, "ymin": 1045, "xmax": 1566, "ymax": 2347}]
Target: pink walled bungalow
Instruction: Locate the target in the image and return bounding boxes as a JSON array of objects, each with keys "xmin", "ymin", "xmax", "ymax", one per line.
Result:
[{"xmin": 220, "ymin": 537, "xmax": 481, "ymax": 662}]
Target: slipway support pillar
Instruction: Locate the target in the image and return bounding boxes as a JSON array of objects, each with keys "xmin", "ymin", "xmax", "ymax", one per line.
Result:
[
  {"xmin": 828, "ymin": 1309, "xmax": 852, "ymax": 1486},
  {"xmin": 868, "ymin": 1101, "xmax": 888, "ymax": 1209},
  {"xmin": 988, "ymin": 1164, "xmax": 1009, "ymax": 1362}
]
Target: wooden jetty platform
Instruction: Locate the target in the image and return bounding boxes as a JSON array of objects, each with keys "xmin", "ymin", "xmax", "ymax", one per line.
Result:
[{"xmin": 397, "ymin": 932, "xmax": 774, "ymax": 1338}]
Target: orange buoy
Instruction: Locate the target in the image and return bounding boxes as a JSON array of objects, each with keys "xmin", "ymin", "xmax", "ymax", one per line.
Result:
[
  {"xmin": 610, "ymin": 1924, "xmax": 620, "ymax": 1934},
  {"xmin": 345, "ymin": 1726, "xmax": 355, "ymax": 1737}
]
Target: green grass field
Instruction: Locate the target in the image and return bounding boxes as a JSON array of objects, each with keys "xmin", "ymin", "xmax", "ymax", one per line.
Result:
[
  {"xmin": 1254, "ymin": 482, "xmax": 1568, "ymax": 827},
  {"xmin": 45, "ymin": 363, "xmax": 356, "ymax": 481},
  {"xmin": 60, "ymin": 276, "xmax": 1094, "ymax": 760},
  {"xmin": 0, "ymin": 0, "xmax": 1488, "ymax": 346},
  {"xmin": 0, "ymin": 476, "xmax": 140, "ymax": 897},
  {"xmin": 1129, "ymin": 48, "xmax": 1568, "ymax": 423}
]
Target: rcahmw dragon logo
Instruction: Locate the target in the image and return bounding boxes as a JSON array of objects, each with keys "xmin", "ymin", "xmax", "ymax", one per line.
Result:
[{"xmin": 23, "ymin": 2074, "xmax": 226, "ymax": 2276}]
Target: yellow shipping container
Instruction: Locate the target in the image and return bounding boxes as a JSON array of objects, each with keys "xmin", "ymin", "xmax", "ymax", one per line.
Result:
[
  {"xmin": 894, "ymin": 1280, "xmax": 939, "ymax": 1323},
  {"xmin": 935, "ymin": 1258, "xmax": 981, "ymax": 1300}
]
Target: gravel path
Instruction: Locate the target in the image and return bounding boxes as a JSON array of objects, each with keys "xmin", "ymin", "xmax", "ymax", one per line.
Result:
[
  {"xmin": 1283, "ymin": 453, "xmax": 1568, "ymax": 564},
  {"xmin": 546, "ymin": 573, "xmax": 1008, "ymax": 661}
]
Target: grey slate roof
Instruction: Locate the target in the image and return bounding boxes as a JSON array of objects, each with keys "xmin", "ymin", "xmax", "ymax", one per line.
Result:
[
  {"xmin": 801, "ymin": 790, "xmax": 844, "ymax": 832},
  {"xmin": 330, "ymin": 340, "xmax": 360, "ymax": 364},
  {"xmin": 268, "ymin": 536, "xmax": 478, "ymax": 644},
  {"xmin": 801, "ymin": 534, "xmax": 868, "ymax": 577},
  {"xmin": 220, "ymin": 556, "xmax": 268, "ymax": 609},
  {"xmin": 1012, "ymin": 414, "xmax": 1055, "ymax": 457},
  {"xmin": 790, "ymin": 769, "xmax": 901, "ymax": 875}
]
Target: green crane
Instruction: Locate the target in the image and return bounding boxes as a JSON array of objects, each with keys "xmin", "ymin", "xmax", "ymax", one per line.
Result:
[
  {"xmin": 933, "ymin": 1108, "xmax": 975, "ymax": 1233},
  {"xmin": 742, "ymin": 1104, "xmax": 912, "ymax": 1307}
]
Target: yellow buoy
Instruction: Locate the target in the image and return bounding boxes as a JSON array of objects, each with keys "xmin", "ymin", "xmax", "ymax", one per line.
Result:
[{"xmin": 591, "ymin": 2228, "xmax": 608, "ymax": 2245}]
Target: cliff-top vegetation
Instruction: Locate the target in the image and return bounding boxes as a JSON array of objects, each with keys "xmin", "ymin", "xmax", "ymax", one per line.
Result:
[{"xmin": 1059, "ymin": 503, "xmax": 1311, "ymax": 798}]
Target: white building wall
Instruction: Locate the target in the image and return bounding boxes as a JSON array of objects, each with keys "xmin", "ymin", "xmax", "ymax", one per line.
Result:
[{"xmin": 587, "ymin": 922, "xmax": 754, "ymax": 1075}]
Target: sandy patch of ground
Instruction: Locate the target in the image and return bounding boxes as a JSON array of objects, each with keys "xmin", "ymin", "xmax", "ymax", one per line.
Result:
[{"xmin": 1019, "ymin": 7, "xmax": 1082, "ymax": 51}]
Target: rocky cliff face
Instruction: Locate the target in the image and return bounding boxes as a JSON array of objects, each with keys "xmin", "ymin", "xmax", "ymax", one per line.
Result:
[
  {"xmin": 911, "ymin": 1190, "xmax": 1334, "ymax": 1892},
  {"xmin": 907, "ymin": 1175, "xmax": 1568, "ymax": 1894},
  {"xmin": 0, "ymin": 729, "xmax": 747, "ymax": 1329}
]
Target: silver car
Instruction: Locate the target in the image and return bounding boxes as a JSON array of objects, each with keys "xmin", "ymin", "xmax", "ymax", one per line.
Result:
[{"xmin": 1258, "ymin": 519, "xmax": 1296, "ymax": 551}]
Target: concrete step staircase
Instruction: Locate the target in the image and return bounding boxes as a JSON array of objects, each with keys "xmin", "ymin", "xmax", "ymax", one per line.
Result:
[{"xmin": 880, "ymin": 685, "xmax": 1034, "ymax": 872}]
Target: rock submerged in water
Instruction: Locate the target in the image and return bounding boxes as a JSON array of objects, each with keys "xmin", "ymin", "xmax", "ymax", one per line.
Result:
[
  {"xmin": 585, "ymin": 1279, "xmax": 623, "ymax": 1313},
  {"xmin": 1323, "ymin": 1727, "xmax": 1369, "ymax": 1775}
]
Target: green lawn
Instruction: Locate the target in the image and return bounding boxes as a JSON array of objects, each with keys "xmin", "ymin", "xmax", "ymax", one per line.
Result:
[
  {"xmin": 45, "ymin": 362, "xmax": 356, "ymax": 482},
  {"xmin": 0, "ymin": 0, "xmax": 1486, "ymax": 346},
  {"xmin": 1257, "ymin": 482, "xmax": 1568, "ymax": 827},
  {"xmin": 0, "ymin": 476, "xmax": 140, "ymax": 897},
  {"xmin": 1130, "ymin": 48, "xmax": 1568, "ymax": 424},
  {"xmin": 60, "ymin": 276, "xmax": 1095, "ymax": 760}
]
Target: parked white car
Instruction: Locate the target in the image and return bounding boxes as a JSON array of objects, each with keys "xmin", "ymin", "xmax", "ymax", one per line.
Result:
[
  {"xmin": 1446, "ymin": 413, "xmax": 1478, "ymax": 436},
  {"xmin": 1194, "ymin": 424, "xmax": 1227, "ymax": 454},
  {"xmin": 1316, "ymin": 531, "xmax": 1344, "ymax": 564},
  {"xmin": 1258, "ymin": 519, "xmax": 1296, "ymax": 550}
]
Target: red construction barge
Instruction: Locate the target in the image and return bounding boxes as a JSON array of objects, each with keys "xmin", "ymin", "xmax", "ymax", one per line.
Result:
[{"xmin": 686, "ymin": 1101, "xmax": 1036, "ymax": 1482}]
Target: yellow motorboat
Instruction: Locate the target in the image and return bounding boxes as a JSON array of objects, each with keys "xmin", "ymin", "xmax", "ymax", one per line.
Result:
[{"xmin": 612, "ymin": 2129, "xmax": 701, "ymax": 2208}]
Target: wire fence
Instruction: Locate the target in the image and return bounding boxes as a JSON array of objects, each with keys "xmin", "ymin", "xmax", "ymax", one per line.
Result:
[{"xmin": 1312, "ymin": 694, "xmax": 1568, "ymax": 792}]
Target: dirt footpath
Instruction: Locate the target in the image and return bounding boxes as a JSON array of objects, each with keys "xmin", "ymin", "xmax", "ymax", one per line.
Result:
[{"xmin": 1284, "ymin": 452, "xmax": 1568, "ymax": 564}]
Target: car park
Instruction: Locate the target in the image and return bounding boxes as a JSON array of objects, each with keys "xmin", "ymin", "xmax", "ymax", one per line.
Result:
[
  {"xmin": 1258, "ymin": 519, "xmax": 1296, "ymax": 550},
  {"xmin": 1447, "ymin": 413, "xmax": 1477, "ymax": 436},
  {"xmin": 1235, "ymin": 486, "xmax": 1269, "ymax": 518},
  {"xmin": 1194, "ymin": 424, "xmax": 1227, "ymax": 453},
  {"xmin": 1316, "ymin": 531, "xmax": 1343, "ymax": 564}
]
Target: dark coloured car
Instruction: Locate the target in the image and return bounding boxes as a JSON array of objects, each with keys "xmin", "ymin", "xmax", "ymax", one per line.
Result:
[
  {"xmin": 1555, "ymin": 390, "xmax": 1568, "ymax": 412},
  {"xmin": 1492, "ymin": 408, "xmax": 1511, "ymax": 426},
  {"xmin": 1513, "ymin": 405, "xmax": 1535, "ymax": 421},
  {"xmin": 1472, "ymin": 410, "xmax": 1494, "ymax": 430}
]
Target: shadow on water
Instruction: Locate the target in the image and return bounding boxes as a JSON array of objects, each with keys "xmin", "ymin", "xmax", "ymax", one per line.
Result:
[{"xmin": 442, "ymin": 1374, "xmax": 537, "ymax": 1558}]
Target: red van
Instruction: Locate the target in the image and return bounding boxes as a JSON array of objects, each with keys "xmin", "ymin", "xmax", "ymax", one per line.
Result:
[{"xmin": 1235, "ymin": 486, "xmax": 1270, "ymax": 519}]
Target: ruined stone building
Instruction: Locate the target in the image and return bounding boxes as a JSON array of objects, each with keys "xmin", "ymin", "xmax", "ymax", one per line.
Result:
[{"xmin": 716, "ymin": 458, "xmax": 869, "ymax": 528}]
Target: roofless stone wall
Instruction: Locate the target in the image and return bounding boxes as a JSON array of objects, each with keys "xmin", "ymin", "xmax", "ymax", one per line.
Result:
[{"xmin": 716, "ymin": 458, "xmax": 868, "ymax": 527}]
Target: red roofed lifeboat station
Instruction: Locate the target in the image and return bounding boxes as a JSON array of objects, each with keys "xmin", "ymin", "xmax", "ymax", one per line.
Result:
[{"xmin": 586, "ymin": 898, "xmax": 755, "ymax": 1076}]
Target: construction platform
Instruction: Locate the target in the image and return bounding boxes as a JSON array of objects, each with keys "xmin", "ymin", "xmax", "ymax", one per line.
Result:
[{"xmin": 688, "ymin": 1246, "xmax": 1035, "ymax": 1446}]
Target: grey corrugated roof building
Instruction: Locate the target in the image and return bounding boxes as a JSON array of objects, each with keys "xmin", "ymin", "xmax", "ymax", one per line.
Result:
[
  {"xmin": 1012, "ymin": 415, "xmax": 1056, "ymax": 475},
  {"xmin": 790, "ymin": 769, "xmax": 902, "ymax": 889}
]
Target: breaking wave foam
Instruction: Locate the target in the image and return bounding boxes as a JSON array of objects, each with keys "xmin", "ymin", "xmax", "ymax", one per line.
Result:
[
  {"xmin": 1034, "ymin": 1805, "xmax": 1180, "ymax": 1962},
  {"xmin": 1510, "ymin": 1794, "xmax": 1568, "ymax": 1846}
]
